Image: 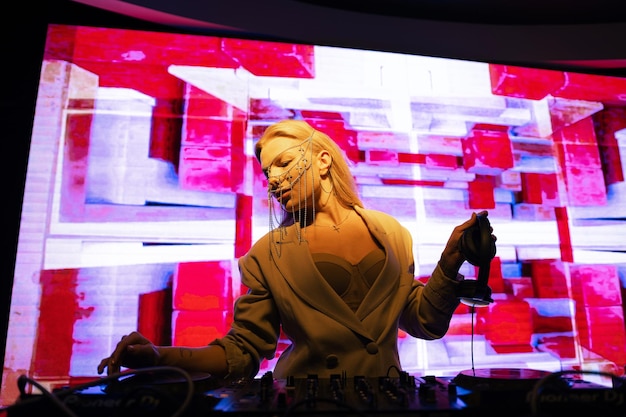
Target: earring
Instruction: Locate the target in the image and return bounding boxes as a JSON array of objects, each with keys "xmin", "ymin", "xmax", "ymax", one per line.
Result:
[{"xmin": 320, "ymin": 167, "xmax": 334, "ymax": 194}]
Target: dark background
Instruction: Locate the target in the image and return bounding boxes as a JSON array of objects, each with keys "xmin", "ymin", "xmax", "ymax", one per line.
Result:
[{"xmin": 3, "ymin": 0, "xmax": 626, "ymax": 376}]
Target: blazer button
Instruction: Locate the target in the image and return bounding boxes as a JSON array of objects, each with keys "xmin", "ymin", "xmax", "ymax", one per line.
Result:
[
  {"xmin": 325, "ymin": 354, "xmax": 339, "ymax": 369},
  {"xmin": 365, "ymin": 342, "xmax": 379, "ymax": 354}
]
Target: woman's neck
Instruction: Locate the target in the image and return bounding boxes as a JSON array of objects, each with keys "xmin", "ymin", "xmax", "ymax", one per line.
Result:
[{"xmin": 311, "ymin": 204, "xmax": 353, "ymax": 228}]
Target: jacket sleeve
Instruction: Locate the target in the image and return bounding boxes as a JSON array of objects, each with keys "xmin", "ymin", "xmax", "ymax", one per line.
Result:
[{"xmin": 209, "ymin": 243, "xmax": 281, "ymax": 380}]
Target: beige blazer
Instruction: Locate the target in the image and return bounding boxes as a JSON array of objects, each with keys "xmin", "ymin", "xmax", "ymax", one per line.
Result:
[{"xmin": 211, "ymin": 206, "xmax": 462, "ymax": 379}]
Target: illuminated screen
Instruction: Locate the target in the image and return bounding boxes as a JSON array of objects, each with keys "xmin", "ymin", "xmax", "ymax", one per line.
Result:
[{"xmin": 2, "ymin": 23, "xmax": 626, "ymax": 404}]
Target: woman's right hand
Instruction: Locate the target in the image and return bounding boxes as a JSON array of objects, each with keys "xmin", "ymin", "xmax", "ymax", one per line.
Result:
[{"xmin": 97, "ymin": 331, "xmax": 160, "ymax": 375}]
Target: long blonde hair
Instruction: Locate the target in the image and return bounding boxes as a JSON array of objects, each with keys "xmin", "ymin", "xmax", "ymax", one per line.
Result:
[{"xmin": 255, "ymin": 120, "xmax": 363, "ymax": 226}]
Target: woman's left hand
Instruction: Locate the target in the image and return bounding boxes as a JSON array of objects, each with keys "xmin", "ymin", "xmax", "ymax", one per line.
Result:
[{"xmin": 439, "ymin": 211, "xmax": 494, "ymax": 278}]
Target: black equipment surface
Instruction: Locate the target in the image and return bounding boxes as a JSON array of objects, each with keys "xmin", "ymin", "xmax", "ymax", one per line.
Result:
[
  {"xmin": 453, "ymin": 367, "xmax": 626, "ymax": 416},
  {"xmin": 6, "ymin": 368, "xmax": 626, "ymax": 416}
]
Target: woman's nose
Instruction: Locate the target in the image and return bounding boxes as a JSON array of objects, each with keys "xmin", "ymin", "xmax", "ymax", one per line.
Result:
[{"xmin": 267, "ymin": 175, "xmax": 280, "ymax": 189}]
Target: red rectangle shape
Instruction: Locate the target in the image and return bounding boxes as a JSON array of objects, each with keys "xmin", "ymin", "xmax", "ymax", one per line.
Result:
[
  {"xmin": 138, "ymin": 289, "xmax": 172, "ymax": 346},
  {"xmin": 570, "ymin": 264, "xmax": 622, "ymax": 307},
  {"xmin": 222, "ymin": 38, "xmax": 315, "ymax": 78},
  {"xmin": 173, "ymin": 261, "xmax": 233, "ymax": 311},
  {"xmin": 561, "ymin": 163, "xmax": 607, "ymax": 206},
  {"xmin": 396, "ymin": 153, "xmax": 459, "ymax": 169},
  {"xmin": 554, "ymin": 207, "xmax": 574, "ymax": 263},
  {"xmin": 172, "ymin": 309, "xmax": 233, "ymax": 347},
  {"xmin": 68, "ymin": 26, "xmax": 238, "ymax": 68},
  {"xmin": 367, "ymin": 149, "xmax": 399, "ymax": 164},
  {"xmin": 554, "ymin": 72, "xmax": 626, "ymax": 104},
  {"xmin": 478, "ymin": 298, "xmax": 533, "ymax": 346},
  {"xmin": 489, "ymin": 64, "xmax": 565, "ymax": 100},
  {"xmin": 462, "ymin": 127, "xmax": 514, "ymax": 175},
  {"xmin": 581, "ymin": 306, "xmax": 626, "ymax": 365},
  {"xmin": 179, "ymin": 145, "xmax": 232, "ymax": 191},
  {"xmin": 552, "ymin": 116, "xmax": 598, "ymax": 145},
  {"xmin": 521, "ymin": 173, "xmax": 560, "ymax": 206},
  {"xmin": 467, "ymin": 175, "xmax": 495, "ymax": 209},
  {"xmin": 503, "ymin": 277, "xmax": 535, "ymax": 298},
  {"xmin": 527, "ymin": 259, "xmax": 569, "ymax": 298}
]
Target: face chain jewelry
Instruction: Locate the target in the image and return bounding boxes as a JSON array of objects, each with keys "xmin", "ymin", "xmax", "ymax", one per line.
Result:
[
  {"xmin": 266, "ymin": 131, "xmax": 315, "ymax": 257},
  {"xmin": 265, "ymin": 136, "xmax": 313, "ymax": 194}
]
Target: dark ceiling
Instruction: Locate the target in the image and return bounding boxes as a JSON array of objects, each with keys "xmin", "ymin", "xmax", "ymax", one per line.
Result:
[{"xmin": 294, "ymin": 0, "xmax": 626, "ymax": 25}]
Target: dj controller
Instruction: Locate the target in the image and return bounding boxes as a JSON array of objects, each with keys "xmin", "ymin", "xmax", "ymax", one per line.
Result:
[{"xmin": 6, "ymin": 367, "xmax": 626, "ymax": 417}]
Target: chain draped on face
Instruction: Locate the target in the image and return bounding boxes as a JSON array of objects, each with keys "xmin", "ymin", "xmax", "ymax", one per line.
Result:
[
  {"xmin": 265, "ymin": 132, "xmax": 315, "ymax": 253},
  {"xmin": 265, "ymin": 135, "xmax": 313, "ymax": 190}
]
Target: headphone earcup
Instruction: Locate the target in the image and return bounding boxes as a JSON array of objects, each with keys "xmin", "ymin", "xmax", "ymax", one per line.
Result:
[
  {"xmin": 480, "ymin": 214, "xmax": 497, "ymax": 261},
  {"xmin": 459, "ymin": 214, "xmax": 496, "ymax": 266},
  {"xmin": 457, "ymin": 213, "xmax": 496, "ymax": 306},
  {"xmin": 459, "ymin": 224, "xmax": 481, "ymax": 266}
]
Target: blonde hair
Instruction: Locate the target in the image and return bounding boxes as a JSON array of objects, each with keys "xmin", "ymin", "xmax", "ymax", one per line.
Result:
[{"xmin": 255, "ymin": 120, "xmax": 364, "ymax": 221}]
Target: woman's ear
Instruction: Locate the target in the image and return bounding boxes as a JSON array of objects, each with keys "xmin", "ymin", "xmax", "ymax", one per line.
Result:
[{"xmin": 317, "ymin": 150, "xmax": 332, "ymax": 176}]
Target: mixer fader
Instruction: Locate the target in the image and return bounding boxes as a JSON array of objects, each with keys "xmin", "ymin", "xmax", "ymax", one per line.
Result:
[{"xmin": 208, "ymin": 371, "xmax": 467, "ymax": 416}]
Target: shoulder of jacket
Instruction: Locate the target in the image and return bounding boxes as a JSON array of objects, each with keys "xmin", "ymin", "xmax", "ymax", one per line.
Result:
[
  {"xmin": 240, "ymin": 230, "xmax": 272, "ymax": 258},
  {"xmin": 243, "ymin": 225, "xmax": 300, "ymax": 259},
  {"xmin": 357, "ymin": 207, "xmax": 402, "ymax": 227}
]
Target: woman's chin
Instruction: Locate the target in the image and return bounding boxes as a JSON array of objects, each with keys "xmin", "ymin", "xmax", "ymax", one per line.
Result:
[{"xmin": 281, "ymin": 200, "xmax": 294, "ymax": 211}]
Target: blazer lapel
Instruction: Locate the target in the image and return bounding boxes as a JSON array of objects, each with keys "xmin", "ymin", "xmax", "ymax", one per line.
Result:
[{"xmin": 353, "ymin": 208, "xmax": 401, "ymax": 320}]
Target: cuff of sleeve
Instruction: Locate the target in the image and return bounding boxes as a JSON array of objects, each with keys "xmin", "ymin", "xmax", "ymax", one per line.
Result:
[
  {"xmin": 425, "ymin": 263, "xmax": 463, "ymax": 312},
  {"xmin": 209, "ymin": 338, "xmax": 258, "ymax": 380},
  {"xmin": 437, "ymin": 260, "xmax": 464, "ymax": 282}
]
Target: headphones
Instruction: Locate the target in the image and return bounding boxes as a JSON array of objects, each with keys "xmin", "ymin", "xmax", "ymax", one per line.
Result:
[{"xmin": 456, "ymin": 212, "xmax": 496, "ymax": 306}]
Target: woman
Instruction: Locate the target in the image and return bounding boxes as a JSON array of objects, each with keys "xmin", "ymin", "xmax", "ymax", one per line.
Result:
[{"xmin": 97, "ymin": 119, "xmax": 494, "ymax": 380}]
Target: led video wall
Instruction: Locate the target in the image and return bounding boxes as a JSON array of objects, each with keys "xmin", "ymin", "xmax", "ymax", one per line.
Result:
[{"xmin": 2, "ymin": 23, "xmax": 626, "ymax": 404}]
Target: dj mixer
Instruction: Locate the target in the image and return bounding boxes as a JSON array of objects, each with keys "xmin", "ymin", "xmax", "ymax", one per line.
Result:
[
  {"xmin": 6, "ymin": 367, "xmax": 626, "ymax": 417},
  {"xmin": 208, "ymin": 371, "xmax": 465, "ymax": 416}
]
